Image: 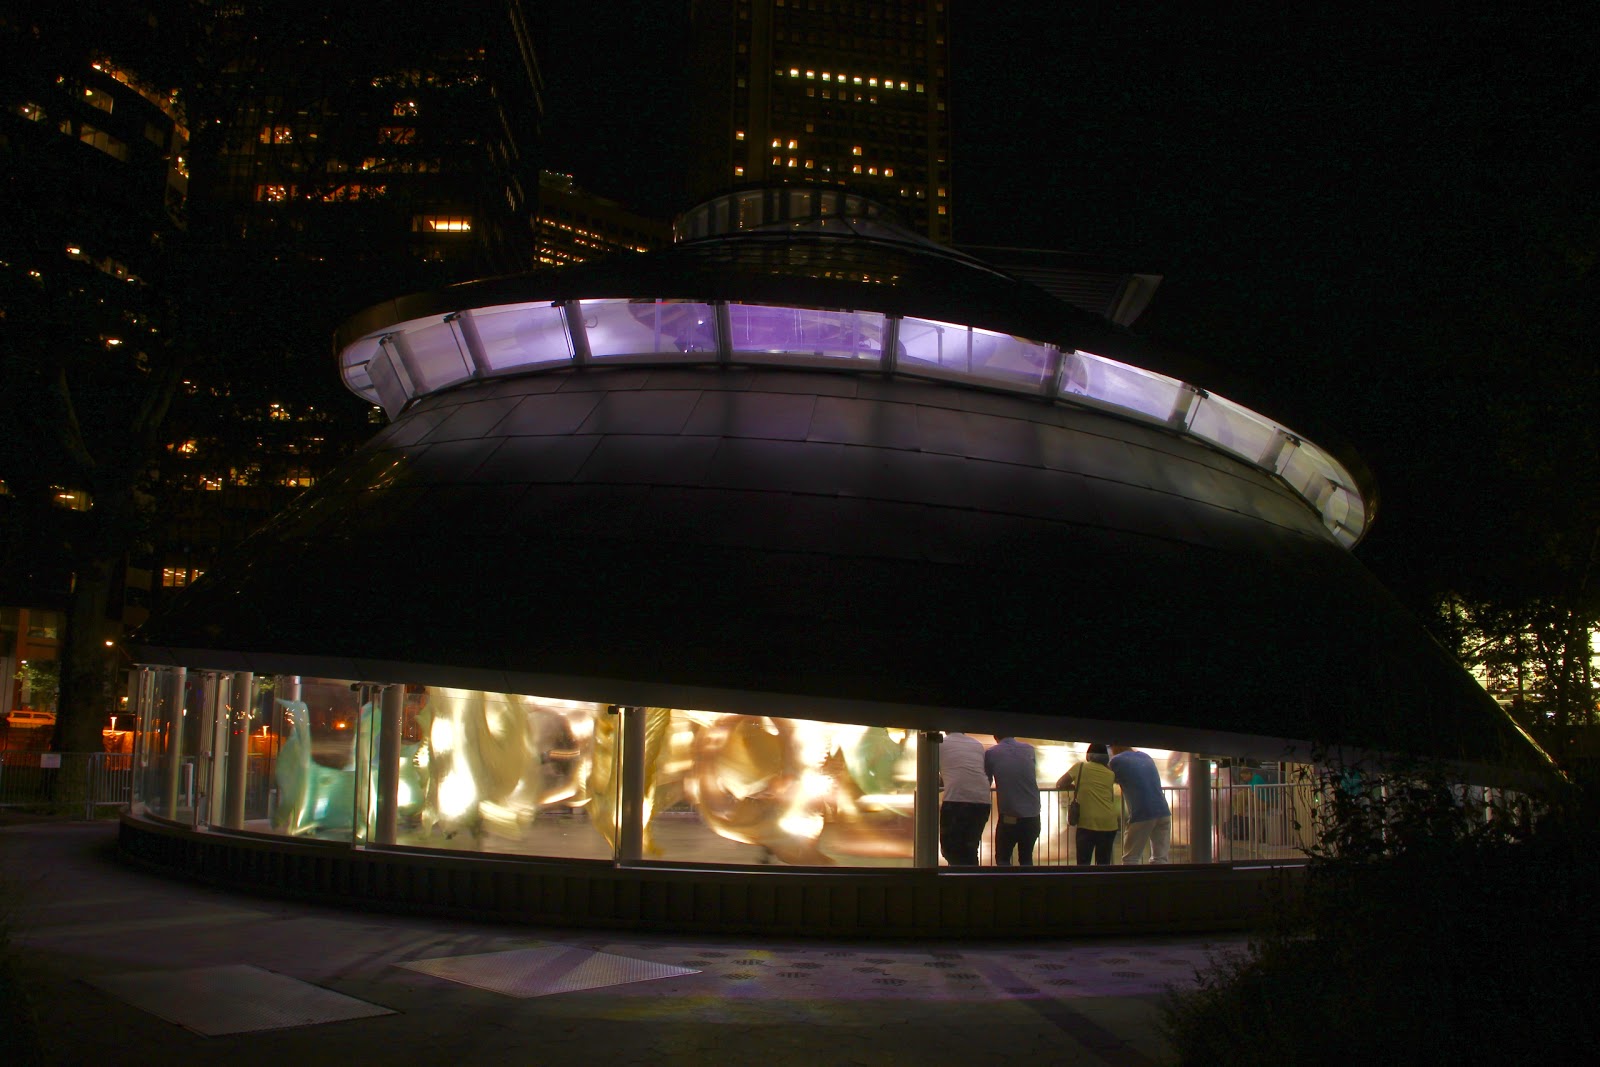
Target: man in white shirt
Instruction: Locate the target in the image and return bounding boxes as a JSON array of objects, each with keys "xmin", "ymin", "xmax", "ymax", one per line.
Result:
[{"xmin": 938, "ymin": 731, "xmax": 991, "ymax": 865}]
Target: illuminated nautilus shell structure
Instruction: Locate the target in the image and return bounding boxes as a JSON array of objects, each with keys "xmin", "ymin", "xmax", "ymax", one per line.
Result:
[{"xmin": 130, "ymin": 185, "xmax": 1549, "ymax": 877}]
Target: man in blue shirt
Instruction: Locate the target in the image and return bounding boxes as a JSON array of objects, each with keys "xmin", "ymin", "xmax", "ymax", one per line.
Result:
[
  {"xmin": 1109, "ymin": 746, "xmax": 1171, "ymax": 863},
  {"xmin": 983, "ymin": 736, "xmax": 1040, "ymax": 866}
]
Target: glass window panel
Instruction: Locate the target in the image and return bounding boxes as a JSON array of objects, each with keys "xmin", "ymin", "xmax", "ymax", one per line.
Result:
[
  {"xmin": 365, "ymin": 689, "xmax": 611, "ymax": 860},
  {"xmin": 366, "ymin": 346, "xmax": 413, "ymax": 419},
  {"xmin": 398, "ymin": 318, "xmax": 474, "ymax": 395},
  {"xmin": 726, "ymin": 304, "xmax": 886, "ymax": 363},
  {"xmin": 264, "ymin": 676, "xmax": 363, "ymax": 840},
  {"xmin": 1060, "ymin": 350, "xmax": 1187, "ymax": 422},
  {"xmin": 1277, "ymin": 441, "xmax": 1321, "ymax": 497},
  {"xmin": 650, "ymin": 711, "xmax": 918, "ymax": 867},
  {"xmin": 582, "ymin": 298, "xmax": 716, "ymax": 361},
  {"xmin": 470, "ymin": 302, "xmax": 574, "ymax": 374},
  {"xmin": 897, "ymin": 318, "xmax": 1053, "ymax": 392},
  {"xmin": 1188, "ymin": 394, "xmax": 1281, "ymax": 465}
]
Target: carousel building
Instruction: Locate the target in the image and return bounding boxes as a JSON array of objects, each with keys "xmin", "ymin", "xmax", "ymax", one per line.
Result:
[{"xmin": 121, "ymin": 186, "xmax": 1551, "ymax": 936}]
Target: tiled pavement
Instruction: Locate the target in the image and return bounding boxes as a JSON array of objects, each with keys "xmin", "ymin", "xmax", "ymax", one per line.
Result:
[{"xmin": 1, "ymin": 821, "xmax": 1243, "ymax": 1065}]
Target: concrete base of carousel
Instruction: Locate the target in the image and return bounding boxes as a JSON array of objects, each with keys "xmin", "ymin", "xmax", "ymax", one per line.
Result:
[{"xmin": 119, "ymin": 814, "xmax": 1303, "ymax": 938}]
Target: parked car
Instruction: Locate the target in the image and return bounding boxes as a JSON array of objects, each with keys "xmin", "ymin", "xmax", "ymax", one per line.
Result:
[{"xmin": 5, "ymin": 708, "xmax": 57, "ymax": 729}]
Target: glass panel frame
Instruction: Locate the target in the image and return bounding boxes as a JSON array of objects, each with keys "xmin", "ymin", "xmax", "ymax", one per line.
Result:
[
  {"xmin": 726, "ymin": 303, "xmax": 887, "ymax": 366},
  {"xmin": 581, "ymin": 298, "xmax": 718, "ymax": 362},
  {"xmin": 470, "ymin": 301, "xmax": 574, "ymax": 375}
]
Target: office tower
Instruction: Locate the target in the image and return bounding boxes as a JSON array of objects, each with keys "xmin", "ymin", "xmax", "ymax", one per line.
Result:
[
  {"xmin": 1, "ymin": 2, "xmax": 546, "ymax": 709},
  {"xmin": 535, "ymin": 171, "xmax": 670, "ymax": 266},
  {"xmin": 687, "ymin": 0, "xmax": 952, "ymax": 241}
]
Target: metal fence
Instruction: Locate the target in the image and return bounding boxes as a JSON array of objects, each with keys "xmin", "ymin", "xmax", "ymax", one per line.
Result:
[
  {"xmin": 985, "ymin": 783, "xmax": 1319, "ymax": 865},
  {"xmin": 0, "ymin": 751, "xmax": 133, "ymax": 819}
]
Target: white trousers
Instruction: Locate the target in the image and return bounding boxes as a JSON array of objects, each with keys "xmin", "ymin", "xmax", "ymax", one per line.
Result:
[{"xmin": 1122, "ymin": 816, "xmax": 1172, "ymax": 864}]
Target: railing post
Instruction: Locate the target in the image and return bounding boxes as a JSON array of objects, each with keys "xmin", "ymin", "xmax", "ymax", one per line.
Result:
[
  {"xmin": 914, "ymin": 731, "xmax": 940, "ymax": 868},
  {"xmin": 161, "ymin": 667, "xmax": 187, "ymax": 819},
  {"xmin": 617, "ymin": 706, "xmax": 646, "ymax": 863},
  {"xmin": 374, "ymin": 684, "xmax": 404, "ymax": 846},
  {"xmin": 1190, "ymin": 757, "xmax": 1213, "ymax": 863},
  {"xmin": 223, "ymin": 672, "xmax": 252, "ymax": 829}
]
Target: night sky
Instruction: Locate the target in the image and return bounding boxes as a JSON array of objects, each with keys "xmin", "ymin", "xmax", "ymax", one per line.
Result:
[{"xmin": 532, "ymin": 3, "xmax": 1594, "ymax": 598}]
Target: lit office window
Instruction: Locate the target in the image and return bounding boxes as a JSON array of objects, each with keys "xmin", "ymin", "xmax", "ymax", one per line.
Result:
[{"xmin": 414, "ymin": 215, "xmax": 473, "ymax": 233}]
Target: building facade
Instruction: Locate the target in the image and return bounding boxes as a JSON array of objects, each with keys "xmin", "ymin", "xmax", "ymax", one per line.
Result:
[
  {"xmin": 121, "ymin": 187, "xmax": 1551, "ymax": 934},
  {"xmin": 687, "ymin": 0, "xmax": 953, "ymax": 241},
  {"xmin": 534, "ymin": 171, "xmax": 670, "ymax": 267}
]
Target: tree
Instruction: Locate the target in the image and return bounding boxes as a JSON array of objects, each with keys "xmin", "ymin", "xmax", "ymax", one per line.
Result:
[{"xmin": 3, "ymin": 1, "xmax": 540, "ymax": 789}]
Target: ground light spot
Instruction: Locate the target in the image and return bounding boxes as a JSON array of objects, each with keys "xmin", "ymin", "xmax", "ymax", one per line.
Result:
[{"xmin": 733, "ymin": 958, "xmax": 765, "ymax": 966}]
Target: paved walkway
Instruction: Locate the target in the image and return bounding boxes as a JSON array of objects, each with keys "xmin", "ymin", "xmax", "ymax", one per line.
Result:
[{"xmin": 1, "ymin": 821, "xmax": 1239, "ymax": 1066}]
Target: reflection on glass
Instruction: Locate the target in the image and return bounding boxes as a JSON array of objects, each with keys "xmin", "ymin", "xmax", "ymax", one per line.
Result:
[
  {"xmin": 471, "ymin": 301, "xmax": 572, "ymax": 372},
  {"xmin": 727, "ymin": 305, "xmax": 885, "ymax": 362},
  {"xmin": 665, "ymin": 712, "xmax": 918, "ymax": 866},
  {"xmin": 271, "ymin": 677, "xmax": 361, "ymax": 838},
  {"xmin": 583, "ymin": 299, "xmax": 716, "ymax": 360},
  {"xmin": 899, "ymin": 317, "xmax": 1054, "ymax": 390},
  {"xmin": 1188, "ymin": 393, "xmax": 1280, "ymax": 465},
  {"xmin": 1061, "ymin": 350, "xmax": 1186, "ymax": 423}
]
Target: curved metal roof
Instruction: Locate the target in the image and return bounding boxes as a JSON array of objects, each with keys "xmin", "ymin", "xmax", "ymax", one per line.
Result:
[
  {"xmin": 133, "ymin": 366, "xmax": 1548, "ymax": 781},
  {"xmin": 334, "ymin": 188, "xmax": 1376, "ymax": 547}
]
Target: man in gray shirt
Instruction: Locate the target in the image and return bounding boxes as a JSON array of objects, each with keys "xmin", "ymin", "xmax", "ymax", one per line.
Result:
[
  {"xmin": 938, "ymin": 731, "xmax": 992, "ymax": 865},
  {"xmin": 983, "ymin": 736, "xmax": 1040, "ymax": 866}
]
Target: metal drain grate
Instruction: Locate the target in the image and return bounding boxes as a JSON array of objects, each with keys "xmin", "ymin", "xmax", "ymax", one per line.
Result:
[
  {"xmin": 90, "ymin": 964, "xmax": 394, "ymax": 1036},
  {"xmin": 398, "ymin": 946, "xmax": 699, "ymax": 998}
]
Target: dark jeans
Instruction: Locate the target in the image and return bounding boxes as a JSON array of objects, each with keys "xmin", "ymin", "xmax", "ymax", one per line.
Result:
[
  {"xmin": 1075, "ymin": 827, "xmax": 1117, "ymax": 866},
  {"xmin": 940, "ymin": 800, "xmax": 991, "ymax": 865},
  {"xmin": 994, "ymin": 815, "xmax": 1041, "ymax": 866}
]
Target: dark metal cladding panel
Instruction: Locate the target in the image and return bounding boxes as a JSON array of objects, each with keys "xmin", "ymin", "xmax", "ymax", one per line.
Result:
[
  {"xmin": 469, "ymin": 435, "xmax": 602, "ymax": 485},
  {"xmin": 573, "ymin": 435, "xmax": 721, "ymax": 486},
  {"xmin": 494, "ymin": 391, "xmax": 605, "ymax": 436},
  {"xmin": 682, "ymin": 391, "xmax": 821, "ymax": 440},
  {"xmin": 425, "ymin": 396, "xmax": 523, "ymax": 443},
  {"xmin": 805, "ymin": 396, "xmax": 923, "ymax": 450},
  {"xmin": 407, "ymin": 439, "xmax": 502, "ymax": 485},
  {"xmin": 136, "ymin": 367, "xmax": 1532, "ymax": 771},
  {"xmin": 576, "ymin": 390, "xmax": 702, "ymax": 435},
  {"xmin": 703, "ymin": 438, "xmax": 846, "ymax": 495}
]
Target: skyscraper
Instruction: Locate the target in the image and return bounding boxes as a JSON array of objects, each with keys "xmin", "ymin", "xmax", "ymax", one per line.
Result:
[{"xmin": 687, "ymin": 0, "xmax": 952, "ymax": 242}]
